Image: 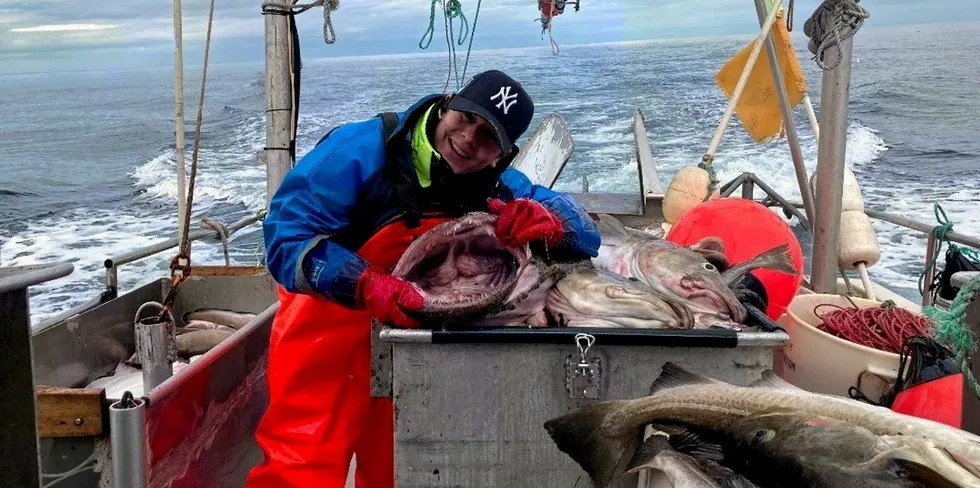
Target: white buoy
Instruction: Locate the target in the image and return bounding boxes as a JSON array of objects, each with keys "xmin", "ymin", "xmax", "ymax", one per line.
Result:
[
  {"xmin": 662, "ymin": 166, "xmax": 720, "ymax": 224},
  {"xmin": 810, "ymin": 168, "xmax": 864, "ymax": 212},
  {"xmin": 811, "ymin": 167, "xmax": 880, "ymax": 300},
  {"xmin": 839, "ymin": 210, "xmax": 881, "ymax": 270}
]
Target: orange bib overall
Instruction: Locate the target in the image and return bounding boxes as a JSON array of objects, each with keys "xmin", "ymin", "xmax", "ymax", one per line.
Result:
[{"xmin": 246, "ymin": 217, "xmax": 451, "ymax": 488}]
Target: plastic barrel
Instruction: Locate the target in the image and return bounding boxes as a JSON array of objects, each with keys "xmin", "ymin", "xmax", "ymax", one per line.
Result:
[{"xmin": 773, "ymin": 294, "xmax": 905, "ymax": 400}]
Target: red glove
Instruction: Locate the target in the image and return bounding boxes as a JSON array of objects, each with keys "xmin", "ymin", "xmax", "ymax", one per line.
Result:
[
  {"xmin": 356, "ymin": 268, "xmax": 425, "ymax": 329},
  {"xmin": 487, "ymin": 198, "xmax": 564, "ymax": 248}
]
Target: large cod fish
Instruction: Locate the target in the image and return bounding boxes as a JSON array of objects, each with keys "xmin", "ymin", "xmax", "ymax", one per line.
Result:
[
  {"xmin": 592, "ymin": 214, "xmax": 797, "ymax": 326},
  {"xmin": 543, "ymin": 363, "xmax": 980, "ymax": 488},
  {"xmin": 390, "ymin": 211, "xmax": 568, "ymax": 327}
]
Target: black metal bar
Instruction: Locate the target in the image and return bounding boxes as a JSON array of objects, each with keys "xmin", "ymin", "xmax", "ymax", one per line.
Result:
[
  {"xmin": 0, "ymin": 288, "xmax": 39, "ymax": 488},
  {"xmin": 0, "ymin": 262, "xmax": 74, "ymax": 488},
  {"xmin": 430, "ymin": 327, "xmax": 740, "ymax": 347},
  {"xmin": 742, "ymin": 178, "xmax": 756, "ymax": 200},
  {"xmin": 748, "ymin": 174, "xmax": 811, "ymax": 231},
  {"xmin": 719, "ymin": 173, "xmax": 747, "ymax": 197}
]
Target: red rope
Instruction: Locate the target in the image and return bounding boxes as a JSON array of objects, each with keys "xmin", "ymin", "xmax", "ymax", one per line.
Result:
[{"xmin": 814, "ymin": 303, "xmax": 934, "ymax": 354}]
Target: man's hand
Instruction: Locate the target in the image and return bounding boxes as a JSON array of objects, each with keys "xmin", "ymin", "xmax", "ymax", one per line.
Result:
[
  {"xmin": 356, "ymin": 268, "xmax": 425, "ymax": 329},
  {"xmin": 487, "ymin": 198, "xmax": 564, "ymax": 248}
]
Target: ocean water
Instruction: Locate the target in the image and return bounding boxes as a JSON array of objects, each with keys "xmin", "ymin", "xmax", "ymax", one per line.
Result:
[{"xmin": 2, "ymin": 21, "xmax": 978, "ymax": 325}]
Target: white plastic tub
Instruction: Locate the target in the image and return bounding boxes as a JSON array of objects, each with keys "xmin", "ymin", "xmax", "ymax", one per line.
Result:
[{"xmin": 774, "ymin": 294, "xmax": 913, "ymax": 400}]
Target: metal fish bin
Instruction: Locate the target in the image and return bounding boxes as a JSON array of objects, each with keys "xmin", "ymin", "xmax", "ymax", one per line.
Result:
[
  {"xmin": 24, "ymin": 271, "xmax": 278, "ymax": 488},
  {"xmin": 372, "ymin": 325, "xmax": 790, "ymax": 488}
]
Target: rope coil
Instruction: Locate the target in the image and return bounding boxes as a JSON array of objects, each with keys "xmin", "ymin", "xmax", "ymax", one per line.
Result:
[
  {"xmin": 814, "ymin": 301, "xmax": 933, "ymax": 355},
  {"xmin": 803, "ymin": 0, "xmax": 870, "ymax": 70}
]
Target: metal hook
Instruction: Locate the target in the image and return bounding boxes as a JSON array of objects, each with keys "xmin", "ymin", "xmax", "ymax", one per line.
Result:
[{"xmin": 574, "ymin": 333, "xmax": 595, "ymax": 368}]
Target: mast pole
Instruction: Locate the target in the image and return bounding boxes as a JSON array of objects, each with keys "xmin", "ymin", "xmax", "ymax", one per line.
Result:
[
  {"xmin": 750, "ymin": 0, "xmax": 816, "ymax": 226},
  {"xmin": 809, "ymin": 31, "xmax": 855, "ymax": 293},
  {"xmin": 264, "ymin": 4, "xmax": 294, "ymax": 206},
  {"xmin": 173, "ymin": 0, "xmax": 187, "ymax": 243}
]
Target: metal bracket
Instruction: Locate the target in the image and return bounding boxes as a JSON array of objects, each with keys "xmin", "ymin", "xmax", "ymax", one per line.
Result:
[{"xmin": 565, "ymin": 333, "xmax": 601, "ymax": 399}]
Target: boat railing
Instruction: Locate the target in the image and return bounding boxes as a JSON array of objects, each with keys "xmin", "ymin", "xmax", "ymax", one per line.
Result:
[
  {"xmin": 103, "ymin": 210, "xmax": 265, "ymax": 292},
  {"xmin": 31, "ymin": 211, "xmax": 266, "ymax": 330},
  {"xmin": 722, "ymin": 174, "xmax": 979, "ymax": 308}
]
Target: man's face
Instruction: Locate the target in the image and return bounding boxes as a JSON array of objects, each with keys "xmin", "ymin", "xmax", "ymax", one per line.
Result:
[{"xmin": 433, "ymin": 104, "xmax": 504, "ymax": 174}]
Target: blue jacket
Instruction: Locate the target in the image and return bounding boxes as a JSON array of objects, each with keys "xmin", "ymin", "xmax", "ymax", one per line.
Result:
[{"xmin": 263, "ymin": 95, "xmax": 600, "ymax": 308}]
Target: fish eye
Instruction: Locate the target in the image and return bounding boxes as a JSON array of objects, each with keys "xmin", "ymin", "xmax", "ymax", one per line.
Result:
[
  {"xmin": 702, "ymin": 263, "xmax": 716, "ymax": 271},
  {"xmin": 754, "ymin": 429, "xmax": 775, "ymax": 442}
]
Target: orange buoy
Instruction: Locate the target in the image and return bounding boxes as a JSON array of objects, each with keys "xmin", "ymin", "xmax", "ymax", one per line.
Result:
[{"xmin": 666, "ymin": 198, "xmax": 804, "ymax": 320}]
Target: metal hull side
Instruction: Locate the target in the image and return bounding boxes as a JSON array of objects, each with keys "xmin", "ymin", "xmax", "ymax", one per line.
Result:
[
  {"xmin": 32, "ymin": 278, "xmax": 166, "ymax": 389},
  {"xmin": 389, "ymin": 342, "xmax": 776, "ymax": 488},
  {"xmin": 143, "ymin": 302, "xmax": 275, "ymax": 488},
  {"xmin": 32, "ymin": 273, "xmax": 278, "ymax": 488}
]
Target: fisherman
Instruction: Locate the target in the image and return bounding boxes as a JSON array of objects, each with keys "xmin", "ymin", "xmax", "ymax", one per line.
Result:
[{"xmin": 246, "ymin": 69, "xmax": 601, "ymax": 488}]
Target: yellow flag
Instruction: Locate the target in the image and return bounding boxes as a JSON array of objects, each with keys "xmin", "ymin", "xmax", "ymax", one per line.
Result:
[{"xmin": 715, "ymin": 11, "xmax": 808, "ymax": 143}]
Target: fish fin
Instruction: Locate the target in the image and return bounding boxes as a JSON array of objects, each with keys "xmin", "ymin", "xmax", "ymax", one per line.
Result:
[
  {"xmin": 596, "ymin": 214, "xmax": 632, "ymax": 241},
  {"xmin": 649, "ymin": 362, "xmax": 724, "ymax": 395},
  {"xmin": 944, "ymin": 447, "xmax": 980, "ymax": 479},
  {"xmin": 543, "ymin": 401, "xmax": 639, "ymax": 488},
  {"xmin": 749, "ymin": 370, "xmax": 808, "ymax": 392},
  {"xmin": 888, "ymin": 458, "xmax": 964, "ymax": 488},
  {"xmin": 721, "ymin": 244, "xmax": 798, "ymax": 285},
  {"xmin": 624, "ymin": 432, "xmax": 673, "ymax": 473},
  {"xmin": 650, "ymin": 423, "xmax": 727, "ymax": 464}
]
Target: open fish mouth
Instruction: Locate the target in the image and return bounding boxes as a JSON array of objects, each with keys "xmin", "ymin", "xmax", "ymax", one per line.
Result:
[
  {"xmin": 678, "ymin": 277, "xmax": 744, "ymax": 322},
  {"xmin": 391, "ymin": 212, "xmax": 530, "ymax": 323}
]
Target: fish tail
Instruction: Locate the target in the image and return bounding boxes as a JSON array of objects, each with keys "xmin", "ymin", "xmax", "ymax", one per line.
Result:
[
  {"xmin": 721, "ymin": 244, "xmax": 798, "ymax": 285},
  {"xmin": 543, "ymin": 400, "xmax": 640, "ymax": 488},
  {"xmin": 755, "ymin": 244, "xmax": 798, "ymax": 275}
]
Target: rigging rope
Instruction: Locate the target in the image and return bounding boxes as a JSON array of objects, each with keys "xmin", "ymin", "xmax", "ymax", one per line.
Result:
[
  {"xmin": 803, "ymin": 0, "xmax": 870, "ymax": 70},
  {"xmin": 201, "ymin": 218, "xmax": 231, "ymax": 266},
  {"xmin": 261, "ymin": 0, "xmax": 338, "ymax": 43},
  {"xmin": 420, "ymin": 0, "xmax": 481, "ymax": 92},
  {"xmin": 159, "ymin": 0, "xmax": 217, "ymax": 320},
  {"xmin": 917, "ymin": 203, "xmax": 980, "ymax": 297}
]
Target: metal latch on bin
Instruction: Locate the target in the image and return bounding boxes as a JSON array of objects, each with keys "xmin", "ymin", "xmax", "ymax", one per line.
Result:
[{"xmin": 565, "ymin": 333, "xmax": 601, "ymax": 399}]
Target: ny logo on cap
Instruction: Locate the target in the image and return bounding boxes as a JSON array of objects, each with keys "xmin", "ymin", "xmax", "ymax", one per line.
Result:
[{"xmin": 490, "ymin": 86, "xmax": 518, "ymax": 115}]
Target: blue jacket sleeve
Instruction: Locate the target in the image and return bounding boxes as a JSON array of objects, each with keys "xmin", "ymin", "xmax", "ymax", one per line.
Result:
[
  {"xmin": 498, "ymin": 167, "xmax": 601, "ymax": 257},
  {"xmin": 262, "ymin": 121, "xmax": 382, "ymax": 308}
]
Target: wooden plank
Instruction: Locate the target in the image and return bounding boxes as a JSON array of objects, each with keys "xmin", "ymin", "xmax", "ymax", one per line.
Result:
[
  {"xmin": 35, "ymin": 386, "xmax": 106, "ymax": 437},
  {"xmin": 563, "ymin": 191, "xmax": 645, "ymax": 216},
  {"xmin": 190, "ymin": 265, "xmax": 268, "ymax": 277},
  {"xmin": 510, "ymin": 113, "xmax": 574, "ymax": 189},
  {"xmin": 633, "ymin": 109, "xmax": 664, "ymax": 195}
]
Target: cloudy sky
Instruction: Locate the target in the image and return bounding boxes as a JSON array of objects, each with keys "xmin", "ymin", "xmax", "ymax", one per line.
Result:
[{"xmin": 1, "ymin": 0, "xmax": 975, "ymax": 74}]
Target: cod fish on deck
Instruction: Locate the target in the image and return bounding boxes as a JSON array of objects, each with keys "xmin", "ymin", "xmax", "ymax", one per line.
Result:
[
  {"xmin": 390, "ymin": 211, "xmax": 569, "ymax": 328},
  {"xmin": 85, "ymin": 308, "xmax": 257, "ymax": 398},
  {"xmin": 554, "ymin": 213, "xmax": 797, "ymax": 329},
  {"xmin": 543, "ymin": 363, "xmax": 980, "ymax": 488}
]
